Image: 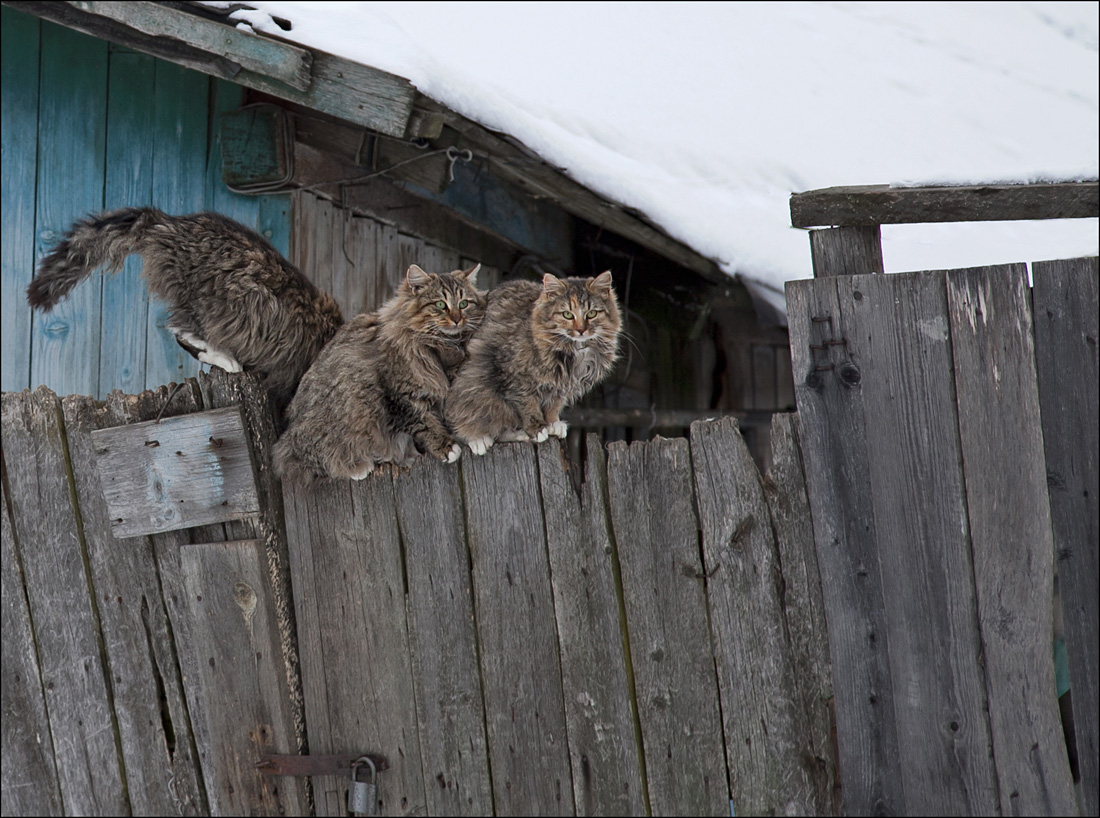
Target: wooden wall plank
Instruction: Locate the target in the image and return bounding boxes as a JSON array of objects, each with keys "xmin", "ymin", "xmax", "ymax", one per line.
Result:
[
  {"xmin": 340, "ymin": 214, "xmax": 380, "ymax": 317},
  {"xmin": 99, "ymin": 47, "xmax": 154, "ymax": 398},
  {"xmin": 762, "ymin": 413, "xmax": 837, "ymax": 814},
  {"xmin": 146, "ymin": 59, "xmax": 207, "ymax": 391},
  {"xmin": 945, "ymin": 264, "xmax": 1077, "ymax": 815},
  {"xmin": 808, "ymin": 225, "xmax": 884, "ymax": 278},
  {"xmin": 30, "ymin": 21, "xmax": 108, "ymax": 398},
  {"xmin": 605, "ymin": 438, "xmax": 728, "ymax": 816},
  {"xmin": 690, "ymin": 417, "xmax": 818, "ymax": 816},
  {"xmin": 538, "ymin": 440, "xmax": 647, "ymax": 817},
  {"xmin": 0, "ymin": 6, "xmax": 40, "ymax": 393},
  {"xmin": 0, "ymin": 388, "xmax": 128, "ymax": 815},
  {"xmin": 461, "ymin": 443, "xmax": 574, "ymax": 816},
  {"xmin": 845, "ymin": 271, "xmax": 1000, "ymax": 814},
  {"xmin": 0, "ymin": 477, "xmax": 64, "ymax": 817},
  {"xmin": 392, "ymin": 457, "xmax": 494, "ymax": 817},
  {"xmin": 62, "ymin": 390, "xmax": 206, "ymax": 815},
  {"xmin": 282, "ymin": 473, "xmax": 427, "ymax": 817},
  {"xmin": 1033, "ymin": 256, "xmax": 1100, "ymax": 817},
  {"xmin": 174, "ymin": 537, "xmax": 307, "ymax": 816},
  {"xmin": 785, "ymin": 275, "xmax": 906, "ymax": 816}
]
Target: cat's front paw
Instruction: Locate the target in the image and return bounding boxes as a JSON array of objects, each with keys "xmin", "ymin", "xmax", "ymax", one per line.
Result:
[
  {"xmin": 546, "ymin": 420, "xmax": 569, "ymax": 439},
  {"xmin": 444, "ymin": 443, "xmax": 462, "ymax": 464},
  {"xmin": 467, "ymin": 435, "xmax": 495, "ymax": 456},
  {"xmin": 533, "ymin": 427, "xmax": 551, "ymax": 443},
  {"xmin": 198, "ymin": 349, "xmax": 243, "ymax": 373}
]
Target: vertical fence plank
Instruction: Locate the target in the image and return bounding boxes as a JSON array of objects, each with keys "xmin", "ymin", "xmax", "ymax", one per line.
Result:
[
  {"xmin": 946, "ymin": 264, "xmax": 1078, "ymax": 815},
  {"xmin": 174, "ymin": 537, "xmax": 307, "ymax": 816},
  {"xmin": 1, "ymin": 478, "xmax": 64, "ymax": 817},
  {"xmin": 393, "ymin": 457, "xmax": 494, "ymax": 817},
  {"xmin": 785, "ymin": 277, "xmax": 904, "ymax": 815},
  {"xmin": 0, "ymin": 6, "xmax": 39, "ymax": 394},
  {"xmin": 283, "ymin": 473, "xmax": 428, "ymax": 817},
  {"xmin": 848, "ymin": 271, "xmax": 999, "ymax": 814},
  {"xmin": 99, "ymin": 48, "xmax": 154, "ymax": 398},
  {"xmin": 61, "ymin": 392, "xmax": 206, "ymax": 816},
  {"xmin": 690, "ymin": 417, "xmax": 819, "ymax": 816},
  {"xmin": 30, "ymin": 21, "xmax": 107, "ymax": 398},
  {"xmin": 763, "ymin": 413, "xmax": 837, "ymax": 814},
  {"xmin": 538, "ymin": 440, "xmax": 647, "ymax": 817},
  {"xmin": 1033, "ymin": 256, "xmax": 1100, "ymax": 817},
  {"xmin": 605, "ymin": 438, "xmax": 728, "ymax": 816},
  {"xmin": 1, "ymin": 388, "xmax": 128, "ymax": 816},
  {"xmin": 462, "ymin": 443, "xmax": 574, "ymax": 816}
]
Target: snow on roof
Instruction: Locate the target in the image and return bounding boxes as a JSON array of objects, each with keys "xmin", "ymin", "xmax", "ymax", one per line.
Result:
[{"xmin": 208, "ymin": 1, "xmax": 1099, "ymax": 316}]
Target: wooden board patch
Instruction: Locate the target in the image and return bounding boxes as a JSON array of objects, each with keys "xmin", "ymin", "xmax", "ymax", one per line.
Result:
[{"xmin": 91, "ymin": 406, "xmax": 259, "ymax": 538}]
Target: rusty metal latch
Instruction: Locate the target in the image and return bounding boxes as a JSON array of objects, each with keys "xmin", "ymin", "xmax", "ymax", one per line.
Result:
[{"xmin": 255, "ymin": 752, "xmax": 388, "ymax": 778}]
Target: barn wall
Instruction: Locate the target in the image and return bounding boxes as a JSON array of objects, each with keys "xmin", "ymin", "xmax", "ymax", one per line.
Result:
[{"xmin": 0, "ymin": 6, "xmax": 291, "ymax": 399}]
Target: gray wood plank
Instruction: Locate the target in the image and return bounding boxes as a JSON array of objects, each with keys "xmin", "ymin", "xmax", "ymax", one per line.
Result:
[
  {"xmin": 946, "ymin": 264, "xmax": 1078, "ymax": 815},
  {"xmin": 605, "ymin": 437, "xmax": 728, "ymax": 816},
  {"xmin": 392, "ymin": 456, "xmax": 493, "ymax": 817},
  {"xmin": 62, "ymin": 391, "xmax": 206, "ymax": 816},
  {"xmin": 538, "ymin": 439, "xmax": 647, "ymax": 817},
  {"xmin": 845, "ymin": 271, "xmax": 1000, "ymax": 814},
  {"xmin": 0, "ymin": 387, "xmax": 128, "ymax": 816},
  {"xmin": 75, "ymin": 0, "xmax": 314, "ymax": 91},
  {"xmin": 690, "ymin": 417, "xmax": 818, "ymax": 816},
  {"xmin": 808, "ymin": 225, "xmax": 884, "ymax": 278},
  {"xmin": 91, "ymin": 405, "xmax": 260, "ymax": 537},
  {"xmin": 1, "ymin": 477, "xmax": 64, "ymax": 817},
  {"xmin": 784, "ymin": 276, "xmax": 904, "ymax": 816},
  {"xmin": 1033, "ymin": 256, "xmax": 1100, "ymax": 817},
  {"xmin": 173, "ymin": 537, "xmax": 308, "ymax": 816},
  {"xmin": 461, "ymin": 442, "xmax": 574, "ymax": 816},
  {"xmin": 790, "ymin": 181, "xmax": 1099, "ymax": 227},
  {"xmin": 762, "ymin": 413, "xmax": 837, "ymax": 814},
  {"xmin": 282, "ymin": 473, "xmax": 427, "ymax": 817}
]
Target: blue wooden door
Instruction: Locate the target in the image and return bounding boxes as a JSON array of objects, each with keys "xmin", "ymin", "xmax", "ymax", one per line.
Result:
[{"xmin": 1, "ymin": 7, "xmax": 291, "ymax": 398}]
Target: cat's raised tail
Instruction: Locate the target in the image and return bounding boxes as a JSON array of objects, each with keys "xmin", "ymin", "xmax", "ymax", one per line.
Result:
[{"xmin": 27, "ymin": 207, "xmax": 159, "ymax": 311}]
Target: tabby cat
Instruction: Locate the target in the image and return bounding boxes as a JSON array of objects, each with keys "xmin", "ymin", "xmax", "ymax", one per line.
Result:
[
  {"xmin": 446, "ymin": 271, "xmax": 621, "ymax": 454},
  {"xmin": 273, "ymin": 263, "xmax": 485, "ymax": 483},
  {"xmin": 26, "ymin": 207, "xmax": 343, "ymax": 418}
]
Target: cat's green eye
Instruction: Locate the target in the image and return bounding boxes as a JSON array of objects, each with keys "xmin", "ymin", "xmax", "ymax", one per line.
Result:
[
  {"xmin": 586, "ymin": 310, "xmax": 599, "ymax": 319},
  {"xmin": 459, "ymin": 300, "xmax": 468, "ymax": 309},
  {"xmin": 562, "ymin": 311, "xmax": 574, "ymax": 320},
  {"xmin": 435, "ymin": 301, "xmax": 447, "ymax": 310}
]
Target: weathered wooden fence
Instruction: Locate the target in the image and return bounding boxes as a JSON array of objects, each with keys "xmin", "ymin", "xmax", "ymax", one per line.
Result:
[
  {"xmin": 2, "ymin": 371, "xmax": 835, "ymax": 817},
  {"xmin": 787, "ymin": 255, "xmax": 1098, "ymax": 816}
]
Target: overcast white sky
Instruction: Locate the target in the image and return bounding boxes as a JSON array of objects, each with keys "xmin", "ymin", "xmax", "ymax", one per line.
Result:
[{"xmin": 211, "ymin": 1, "xmax": 1099, "ymax": 314}]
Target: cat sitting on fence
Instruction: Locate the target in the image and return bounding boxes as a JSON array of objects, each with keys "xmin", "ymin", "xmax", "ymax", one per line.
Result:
[
  {"xmin": 446, "ymin": 271, "xmax": 621, "ymax": 455},
  {"xmin": 26, "ymin": 207, "xmax": 343, "ymax": 422},
  {"xmin": 273, "ymin": 263, "xmax": 485, "ymax": 483}
]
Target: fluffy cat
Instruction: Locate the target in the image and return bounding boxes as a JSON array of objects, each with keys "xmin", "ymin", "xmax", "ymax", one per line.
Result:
[
  {"xmin": 273, "ymin": 263, "xmax": 485, "ymax": 483},
  {"xmin": 26, "ymin": 207, "xmax": 343, "ymax": 418},
  {"xmin": 446, "ymin": 271, "xmax": 621, "ymax": 455}
]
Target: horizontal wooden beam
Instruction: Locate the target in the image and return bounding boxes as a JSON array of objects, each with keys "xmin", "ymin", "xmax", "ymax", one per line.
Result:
[
  {"xmin": 5, "ymin": 0, "xmax": 416, "ymax": 137},
  {"xmin": 790, "ymin": 181, "xmax": 1100, "ymax": 228},
  {"xmin": 73, "ymin": 0, "xmax": 312, "ymax": 91},
  {"xmin": 562, "ymin": 407, "xmax": 774, "ymax": 429}
]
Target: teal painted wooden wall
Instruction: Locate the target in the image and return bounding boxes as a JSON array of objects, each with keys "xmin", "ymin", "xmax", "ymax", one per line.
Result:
[{"xmin": 1, "ymin": 7, "xmax": 291, "ymax": 399}]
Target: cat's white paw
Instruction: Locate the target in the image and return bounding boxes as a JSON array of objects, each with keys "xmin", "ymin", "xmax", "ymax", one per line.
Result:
[
  {"xmin": 533, "ymin": 427, "xmax": 551, "ymax": 443},
  {"xmin": 175, "ymin": 331, "xmax": 208, "ymax": 351},
  {"xmin": 445, "ymin": 443, "xmax": 462, "ymax": 464},
  {"xmin": 546, "ymin": 420, "xmax": 569, "ymax": 439},
  {"xmin": 467, "ymin": 435, "xmax": 494, "ymax": 456},
  {"xmin": 198, "ymin": 349, "xmax": 243, "ymax": 373},
  {"xmin": 349, "ymin": 464, "xmax": 374, "ymax": 480},
  {"xmin": 499, "ymin": 429, "xmax": 531, "ymax": 442}
]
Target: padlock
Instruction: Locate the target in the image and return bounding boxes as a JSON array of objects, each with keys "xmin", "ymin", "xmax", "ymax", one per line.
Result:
[{"xmin": 348, "ymin": 756, "xmax": 378, "ymax": 816}]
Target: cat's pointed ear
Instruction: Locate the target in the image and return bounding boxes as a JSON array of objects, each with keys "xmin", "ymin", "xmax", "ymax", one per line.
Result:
[
  {"xmin": 406, "ymin": 264, "xmax": 431, "ymax": 290},
  {"xmin": 542, "ymin": 274, "xmax": 568, "ymax": 297},
  {"xmin": 586, "ymin": 271, "xmax": 614, "ymax": 294},
  {"xmin": 460, "ymin": 263, "xmax": 481, "ymax": 287}
]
